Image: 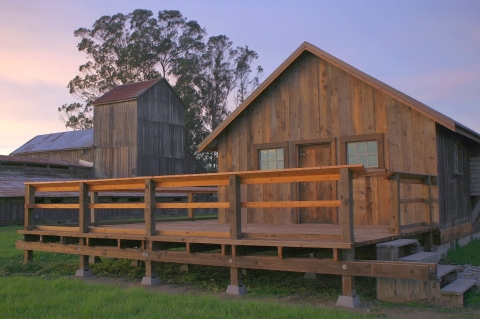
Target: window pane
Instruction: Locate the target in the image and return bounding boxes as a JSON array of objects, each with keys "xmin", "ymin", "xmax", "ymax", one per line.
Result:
[
  {"xmin": 348, "ymin": 155, "xmax": 357, "ymax": 164},
  {"xmin": 367, "ymin": 141, "xmax": 378, "ymax": 154},
  {"xmin": 260, "ymin": 150, "xmax": 268, "ymax": 161},
  {"xmin": 347, "ymin": 143, "xmax": 356, "ymax": 156},
  {"xmin": 276, "ymin": 148, "xmax": 284, "ymax": 160},
  {"xmin": 277, "ymin": 160, "xmax": 284, "ymax": 169},
  {"xmin": 357, "ymin": 142, "xmax": 367, "ymax": 154},
  {"xmin": 268, "ymin": 149, "xmax": 276, "ymax": 161},
  {"xmin": 260, "ymin": 162, "xmax": 268, "ymax": 170},
  {"xmin": 368, "ymin": 155, "xmax": 378, "ymax": 167},
  {"xmin": 268, "ymin": 161, "xmax": 276, "ymax": 170},
  {"xmin": 357, "ymin": 155, "xmax": 368, "ymax": 166}
]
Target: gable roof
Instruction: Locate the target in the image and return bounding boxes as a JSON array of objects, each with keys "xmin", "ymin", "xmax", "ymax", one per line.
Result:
[
  {"xmin": 198, "ymin": 41, "xmax": 480, "ymax": 152},
  {"xmin": 10, "ymin": 129, "xmax": 93, "ymax": 155},
  {"xmin": 92, "ymin": 78, "xmax": 163, "ymax": 105}
]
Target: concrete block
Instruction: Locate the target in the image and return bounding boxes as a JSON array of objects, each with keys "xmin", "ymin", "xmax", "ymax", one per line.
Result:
[
  {"xmin": 336, "ymin": 295, "xmax": 361, "ymax": 309},
  {"xmin": 141, "ymin": 276, "xmax": 161, "ymax": 286},
  {"xmin": 226, "ymin": 285, "xmax": 247, "ymax": 295},
  {"xmin": 75, "ymin": 269, "xmax": 93, "ymax": 277},
  {"xmin": 303, "ymin": 272, "xmax": 321, "ymax": 279},
  {"xmin": 399, "ymin": 252, "xmax": 441, "ymax": 264},
  {"xmin": 180, "ymin": 264, "xmax": 189, "ymax": 273}
]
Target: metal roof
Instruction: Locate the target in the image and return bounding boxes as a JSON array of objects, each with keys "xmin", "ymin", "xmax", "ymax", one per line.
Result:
[
  {"xmin": 92, "ymin": 78, "xmax": 163, "ymax": 105},
  {"xmin": 10, "ymin": 129, "xmax": 93, "ymax": 155},
  {"xmin": 0, "ymin": 155, "xmax": 88, "ymax": 168}
]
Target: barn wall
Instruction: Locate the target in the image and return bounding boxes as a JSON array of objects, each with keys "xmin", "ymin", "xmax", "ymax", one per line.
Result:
[
  {"xmin": 217, "ymin": 51, "xmax": 438, "ymax": 225},
  {"xmin": 136, "ymin": 80, "xmax": 184, "ymax": 176},
  {"xmin": 436, "ymin": 126, "xmax": 480, "ymax": 229},
  {"xmin": 93, "ymin": 100, "xmax": 138, "ymax": 178}
]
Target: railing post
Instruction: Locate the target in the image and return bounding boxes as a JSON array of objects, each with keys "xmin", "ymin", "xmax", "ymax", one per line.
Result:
[
  {"xmin": 229, "ymin": 175, "xmax": 241, "ymax": 239},
  {"xmin": 145, "ymin": 179, "xmax": 156, "ymax": 236},
  {"xmin": 338, "ymin": 168, "xmax": 354, "ymax": 243},
  {"xmin": 90, "ymin": 191, "xmax": 99, "ymax": 227},
  {"xmin": 389, "ymin": 174, "xmax": 401, "ymax": 234},
  {"xmin": 424, "ymin": 176, "xmax": 432, "ymax": 226},
  {"xmin": 79, "ymin": 183, "xmax": 89, "ymax": 234},
  {"xmin": 336, "ymin": 168, "xmax": 360, "ymax": 308},
  {"xmin": 187, "ymin": 192, "xmax": 194, "ymax": 220},
  {"xmin": 76, "ymin": 182, "xmax": 92, "ymax": 277},
  {"xmin": 23, "ymin": 184, "xmax": 35, "ymax": 263}
]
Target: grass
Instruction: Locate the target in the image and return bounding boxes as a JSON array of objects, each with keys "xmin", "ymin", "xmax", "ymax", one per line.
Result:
[
  {"xmin": 0, "ymin": 225, "xmax": 372, "ymax": 318},
  {"xmin": 0, "ymin": 277, "xmax": 371, "ymax": 319},
  {"xmin": 446, "ymin": 239, "xmax": 480, "ymax": 266}
]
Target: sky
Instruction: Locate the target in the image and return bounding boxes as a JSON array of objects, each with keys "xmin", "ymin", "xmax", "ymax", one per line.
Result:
[{"xmin": 0, "ymin": 0, "xmax": 479, "ymax": 155}]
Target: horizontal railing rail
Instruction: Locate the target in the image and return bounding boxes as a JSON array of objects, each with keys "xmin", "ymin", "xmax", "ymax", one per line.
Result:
[{"xmin": 24, "ymin": 165, "xmax": 366, "ymax": 243}]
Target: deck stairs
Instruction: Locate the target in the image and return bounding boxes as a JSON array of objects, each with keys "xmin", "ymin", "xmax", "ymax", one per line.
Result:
[{"xmin": 376, "ymin": 239, "xmax": 478, "ymax": 307}]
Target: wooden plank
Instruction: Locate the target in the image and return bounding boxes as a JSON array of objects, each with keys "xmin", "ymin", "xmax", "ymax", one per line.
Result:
[
  {"xmin": 156, "ymin": 203, "xmax": 229, "ymax": 209},
  {"xmin": 89, "ymin": 203, "xmax": 145, "ymax": 209},
  {"xmin": 24, "ymin": 185, "xmax": 35, "ymax": 231},
  {"xmin": 15, "ymin": 241, "xmax": 436, "ymax": 280},
  {"xmin": 144, "ymin": 179, "xmax": 156, "ymax": 236},
  {"xmin": 156, "ymin": 230, "xmax": 230, "ymax": 238},
  {"xmin": 242, "ymin": 200, "xmax": 340, "ymax": 208},
  {"xmin": 35, "ymin": 226, "xmax": 79, "ymax": 232},
  {"xmin": 338, "ymin": 168, "xmax": 354, "ymax": 243},
  {"xmin": 90, "ymin": 192, "xmax": 99, "ymax": 227},
  {"xmin": 389, "ymin": 174, "xmax": 401, "ymax": 234},
  {"xmin": 242, "ymin": 233, "xmax": 342, "ymax": 241},
  {"xmin": 229, "ymin": 175, "xmax": 242, "ymax": 239},
  {"xmin": 79, "ymin": 183, "xmax": 89, "ymax": 234}
]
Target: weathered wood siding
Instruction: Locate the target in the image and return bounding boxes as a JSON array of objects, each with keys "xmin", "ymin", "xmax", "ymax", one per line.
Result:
[
  {"xmin": 217, "ymin": 51, "xmax": 438, "ymax": 225},
  {"xmin": 94, "ymin": 100, "xmax": 138, "ymax": 178},
  {"xmin": 137, "ymin": 80, "xmax": 184, "ymax": 176},
  {"xmin": 436, "ymin": 126, "xmax": 480, "ymax": 228},
  {"xmin": 18, "ymin": 149, "xmax": 95, "ymax": 165},
  {"xmin": 469, "ymin": 157, "xmax": 480, "ymax": 196}
]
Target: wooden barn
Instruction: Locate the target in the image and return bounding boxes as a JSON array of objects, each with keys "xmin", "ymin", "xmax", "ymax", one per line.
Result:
[
  {"xmin": 15, "ymin": 42, "xmax": 480, "ymax": 308},
  {"xmin": 198, "ymin": 41, "xmax": 480, "ymax": 244},
  {"xmin": 12, "ymin": 78, "xmax": 204, "ymax": 178}
]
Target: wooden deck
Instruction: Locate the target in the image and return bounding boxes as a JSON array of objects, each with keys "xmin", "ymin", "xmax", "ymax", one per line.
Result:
[
  {"xmin": 16, "ymin": 166, "xmax": 439, "ymax": 305},
  {"xmin": 92, "ymin": 219, "xmax": 432, "ymax": 247}
]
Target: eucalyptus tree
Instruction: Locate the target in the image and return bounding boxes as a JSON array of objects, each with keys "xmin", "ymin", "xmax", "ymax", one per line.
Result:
[{"xmin": 59, "ymin": 9, "xmax": 262, "ymax": 171}]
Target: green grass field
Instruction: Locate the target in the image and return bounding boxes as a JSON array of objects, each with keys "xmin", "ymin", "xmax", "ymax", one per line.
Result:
[
  {"xmin": 0, "ymin": 225, "xmax": 371, "ymax": 318},
  {"xmin": 1, "ymin": 225, "xmax": 479, "ymax": 317}
]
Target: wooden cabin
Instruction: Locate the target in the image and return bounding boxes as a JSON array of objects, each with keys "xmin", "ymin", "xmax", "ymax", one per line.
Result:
[
  {"xmin": 198, "ymin": 42, "xmax": 480, "ymax": 246},
  {"xmin": 11, "ymin": 78, "xmax": 204, "ymax": 179}
]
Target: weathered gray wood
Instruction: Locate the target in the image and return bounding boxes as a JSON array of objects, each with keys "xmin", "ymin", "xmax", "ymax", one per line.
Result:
[
  {"xmin": 471, "ymin": 199, "xmax": 480, "ymax": 221},
  {"xmin": 398, "ymin": 252, "xmax": 441, "ymax": 264},
  {"xmin": 440, "ymin": 278, "xmax": 476, "ymax": 295},
  {"xmin": 437, "ymin": 264, "xmax": 457, "ymax": 279},
  {"xmin": 376, "ymin": 239, "xmax": 418, "ymax": 248}
]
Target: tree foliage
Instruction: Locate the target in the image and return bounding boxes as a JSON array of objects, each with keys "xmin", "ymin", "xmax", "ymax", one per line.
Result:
[{"xmin": 59, "ymin": 9, "xmax": 262, "ymax": 171}]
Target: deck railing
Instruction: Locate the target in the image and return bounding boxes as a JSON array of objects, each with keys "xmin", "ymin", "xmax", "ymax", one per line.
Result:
[
  {"xmin": 386, "ymin": 172, "xmax": 437, "ymax": 234},
  {"xmin": 24, "ymin": 165, "xmax": 366, "ymax": 244}
]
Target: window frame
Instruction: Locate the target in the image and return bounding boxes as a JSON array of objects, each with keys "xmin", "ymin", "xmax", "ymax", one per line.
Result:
[
  {"xmin": 340, "ymin": 133, "xmax": 385, "ymax": 174},
  {"xmin": 253, "ymin": 142, "xmax": 289, "ymax": 170}
]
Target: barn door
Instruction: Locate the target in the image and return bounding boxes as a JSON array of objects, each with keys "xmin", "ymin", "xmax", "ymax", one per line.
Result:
[{"xmin": 298, "ymin": 144, "xmax": 334, "ymax": 223}]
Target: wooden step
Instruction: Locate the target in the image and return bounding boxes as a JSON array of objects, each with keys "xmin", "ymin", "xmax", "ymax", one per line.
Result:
[
  {"xmin": 398, "ymin": 252, "xmax": 441, "ymax": 264},
  {"xmin": 440, "ymin": 278, "xmax": 476, "ymax": 295},
  {"xmin": 376, "ymin": 239, "xmax": 418, "ymax": 248},
  {"xmin": 437, "ymin": 264, "xmax": 457, "ymax": 279}
]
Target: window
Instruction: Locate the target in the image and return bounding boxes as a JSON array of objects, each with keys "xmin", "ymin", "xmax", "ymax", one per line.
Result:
[
  {"xmin": 347, "ymin": 141, "xmax": 378, "ymax": 168},
  {"xmin": 340, "ymin": 133, "xmax": 385, "ymax": 173},
  {"xmin": 253, "ymin": 142, "xmax": 289, "ymax": 170},
  {"xmin": 259, "ymin": 148, "xmax": 284, "ymax": 170}
]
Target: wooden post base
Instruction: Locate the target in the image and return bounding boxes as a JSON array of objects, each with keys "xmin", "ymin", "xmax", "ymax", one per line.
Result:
[
  {"xmin": 23, "ymin": 250, "xmax": 33, "ymax": 263},
  {"xmin": 226, "ymin": 284, "xmax": 247, "ymax": 295},
  {"xmin": 75, "ymin": 269, "xmax": 93, "ymax": 277},
  {"xmin": 180, "ymin": 264, "xmax": 189, "ymax": 272},
  {"xmin": 141, "ymin": 276, "xmax": 161, "ymax": 286},
  {"xmin": 336, "ymin": 294, "xmax": 361, "ymax": 308}
]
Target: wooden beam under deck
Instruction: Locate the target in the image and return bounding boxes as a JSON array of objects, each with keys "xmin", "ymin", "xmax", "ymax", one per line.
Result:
[{"xmin": 15, "ymin": 241, "xmax": 437, "ymax": 281}]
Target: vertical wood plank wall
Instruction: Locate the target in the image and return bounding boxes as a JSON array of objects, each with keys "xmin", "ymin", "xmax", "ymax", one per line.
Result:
[
  {"xmin": 217, "ymin": 51, "xmax": 438, "ymax": 226},
  {"xmin": 137, "ymin": 81, "xmax": 185, "ymax": 176},
  {"xmin": 94, "ymin": 100, "xmax": 138, "ymax": 178},
  {"xmin": 436, "ymin": 126, "xmax": 479, "ymax": 228}
]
